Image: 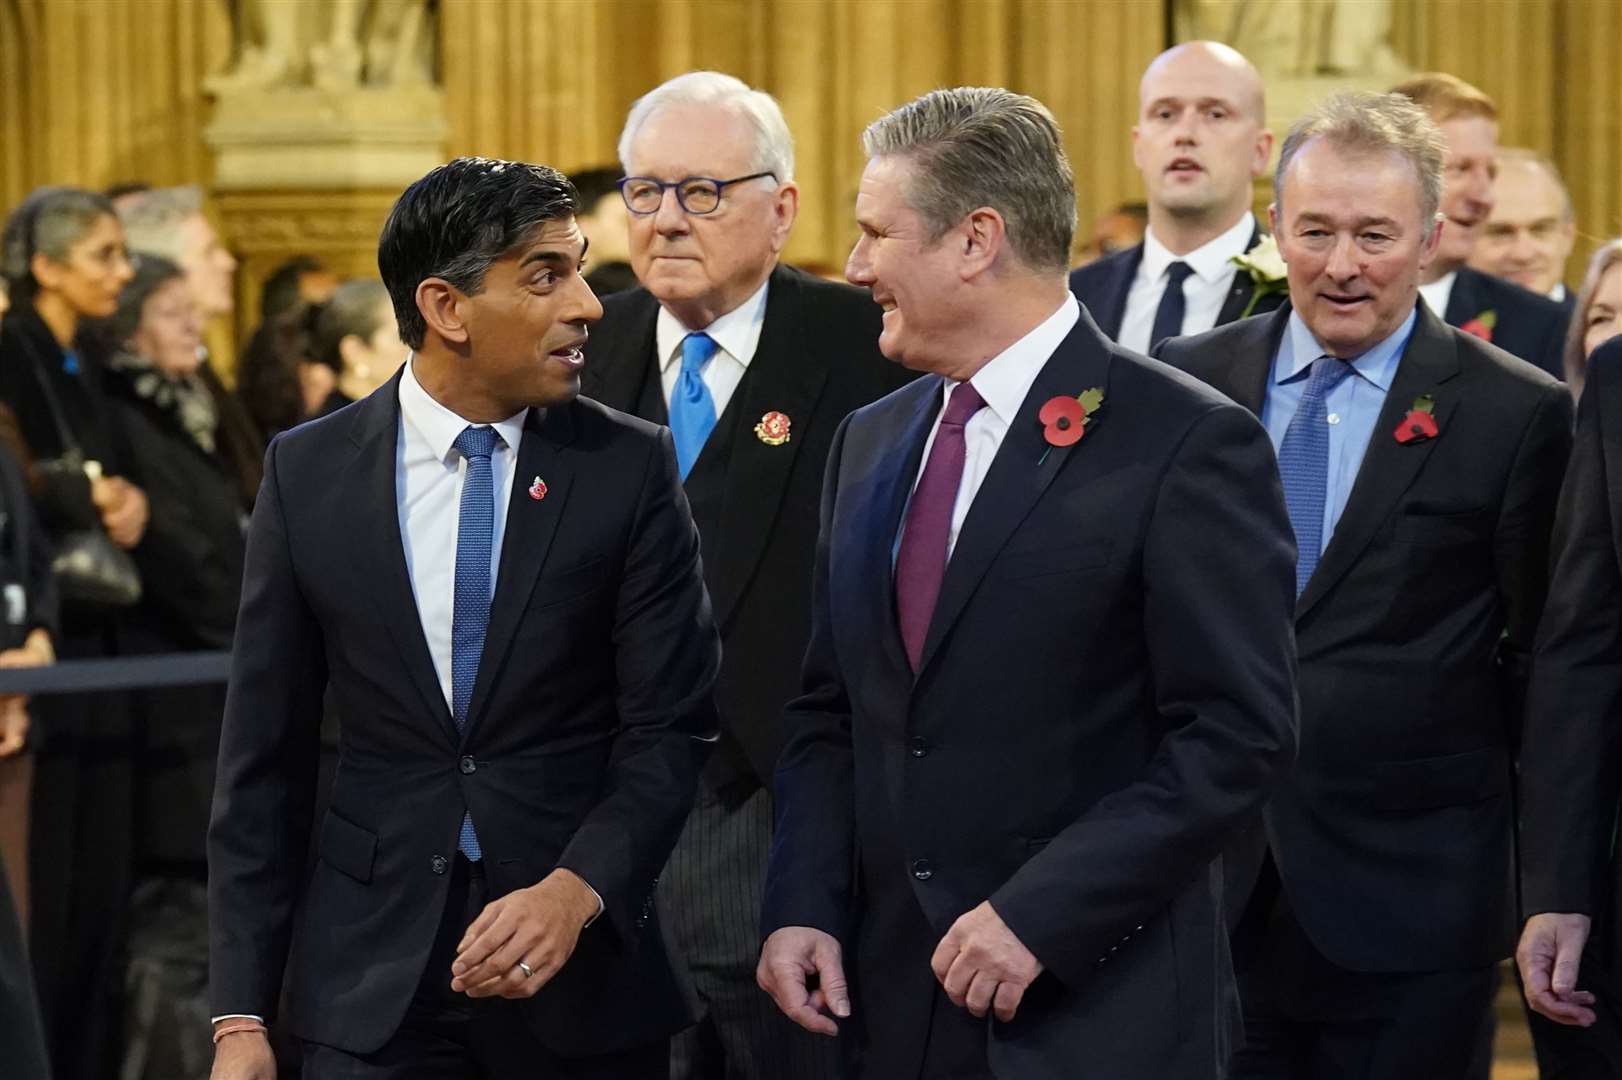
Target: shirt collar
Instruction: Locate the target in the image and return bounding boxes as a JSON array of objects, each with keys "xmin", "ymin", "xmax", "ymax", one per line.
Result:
[
  {"xmin": 1141, "ymin": 211, "xmax": 1255, "ymax": 286},
  {"xmin": 398, "ymin": 354, "xmax": 528, "ymax": 462},
  {"xmin": 952, "ymin": 295, "xmax": 1081, "ymax": 427},
  {"xmin": 1278, "ymin": 306, "xmax": 1416, "ymax": 392},
  {"xmin": 656, "ymin": 274, "xmax": 772, "ymax": 374},
  {"xmin": 1417, "ymin": 270, "xmax": 1457, "ymax": 321},
  {"xmin": 1550, "ymin": 282, "xmax": 1568, "ymax": 303}
]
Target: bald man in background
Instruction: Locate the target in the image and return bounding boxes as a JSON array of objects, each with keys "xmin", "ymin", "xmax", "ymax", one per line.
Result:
[{"xmin": 1070, "ymin": 41, "xmax": 1284, "ymax": 353}]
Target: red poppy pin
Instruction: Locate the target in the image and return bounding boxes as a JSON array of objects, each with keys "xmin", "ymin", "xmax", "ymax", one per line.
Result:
[
  {"xmin": 754, "ymin": 410, "xmax": 791, "ymax": 446},
  {"xmin": 528, "ymin": 475, "xmax": 548, "ymax": 500},
  {"xmin": 1038, "ymin": 388, "xmax": 1104, "ymax": 464},
  {"xmin": 1394, "ymin": 394, "xmax": 1439, "ymax": 444},
  {"xmin": 1459, "ymin": 310, "xmax": 1496, "ymax": 342}
]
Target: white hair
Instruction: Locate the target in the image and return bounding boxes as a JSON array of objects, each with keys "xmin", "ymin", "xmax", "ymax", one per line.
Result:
[{"xmin": 617, "ymin": 71, "xmax": 795, "ymax": 182}]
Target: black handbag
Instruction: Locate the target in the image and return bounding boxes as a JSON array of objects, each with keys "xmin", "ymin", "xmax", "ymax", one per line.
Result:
[{"xmin": 19, "ymin": 340, "xmax": 142, "ymax": 610}]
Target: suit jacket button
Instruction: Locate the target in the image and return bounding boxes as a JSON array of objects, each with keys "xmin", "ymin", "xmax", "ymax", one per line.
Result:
[
  {"xmin": 911, "ymin": 859, "xmax": 934, "ymax": 881},
  {"xmin": 430, "ymin": 855, "xmax": 448, "ymax": 875},
  {"xmin": 908, "ymin": 736, "xmax": 930, "ymax": 758},
  {"xmin": 459, "ymin": 755, "xmax": 477, "ymax": 775}
]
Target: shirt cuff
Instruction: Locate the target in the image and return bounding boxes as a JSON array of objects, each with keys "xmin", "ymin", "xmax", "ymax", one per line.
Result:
[
  {"xmin": 582, "ymin": 881, "xmax": 605, "ymax": 929},
  {"xmin": 211, "ymin": 1014, "xmax": 265, "ymax": 1025}
]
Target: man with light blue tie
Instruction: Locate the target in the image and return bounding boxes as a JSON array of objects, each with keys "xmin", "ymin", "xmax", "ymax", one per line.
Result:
[
  {"xmin": 207, "ymin": 157, "xmax": 721, "ymax": 1080},
  {"xmin": 581, "ymin": 72, "xmax": 907, "ymax": 1080},
  {"xmin": 1158, "ymin": 91, "xmax": 1571, "ymax": 1077}
]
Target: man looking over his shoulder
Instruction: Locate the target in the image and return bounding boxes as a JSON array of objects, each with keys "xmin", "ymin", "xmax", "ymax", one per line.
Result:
[
  {"xmin": 208, "ymin": 158, "xmax": 720, "ymax": 1080},
  {"xmin": 1070, "ymin": 41, "xmax": 1281, "ymax": 352}
]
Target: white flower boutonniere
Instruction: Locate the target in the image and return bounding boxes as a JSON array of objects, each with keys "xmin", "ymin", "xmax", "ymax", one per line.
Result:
[{"xmin": 1231, "ymin": 234, "xmax": 1289, "ymax": 318}]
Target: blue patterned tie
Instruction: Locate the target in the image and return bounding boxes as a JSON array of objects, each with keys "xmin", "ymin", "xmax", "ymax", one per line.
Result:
[
  {"xmin": 1277, "ymin": 355, "xmax": 1353, "ymax": 596},
  {"xmin": 670, "ymin": 332, "xmax": 719, "ymax": 479},
  {"xmin": 451, "ymin": 424, "xmax": 501, "ymax": 860}
]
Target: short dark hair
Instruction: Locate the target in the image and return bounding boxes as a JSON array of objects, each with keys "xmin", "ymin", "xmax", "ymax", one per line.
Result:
[
  {"xmin": 311, "ymin": 278, "xmax": 390, "ymax": 372},
  {"xmin": 260, "ymin": 255, "xmax": 327, "ymax": 321},
  {"xmin": 569, "ymin": 167, "xmax": 623, "ymax": 211},
  {"xmin": 377, "ymin": 157, "xmax": 579, "ymax": 349}
]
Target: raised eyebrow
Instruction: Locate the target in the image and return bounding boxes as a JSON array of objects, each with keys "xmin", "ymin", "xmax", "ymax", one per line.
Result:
[{"xmin": 518, "ymin": 236, "xmax": 589, "ymax": 270}]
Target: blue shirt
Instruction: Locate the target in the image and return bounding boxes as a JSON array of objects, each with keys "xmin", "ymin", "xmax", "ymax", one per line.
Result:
[{"xmin": 1260, "ymin": 309, "xmax": 1416, "ymax": 554}]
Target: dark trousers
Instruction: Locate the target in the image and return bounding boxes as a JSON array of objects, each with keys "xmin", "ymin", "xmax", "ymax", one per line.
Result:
[
  {"xmin": 302, "ymin": 855, "xmax": 665, "ymax": 1080},
  {"xmin": 660, "ymin": 779, "xmax": 845, "ymax": 1079},
  {"xmin": 0, "ymin": 854, "xmax": 50, "ymax": 1080},
  {"xmin": 1231, "ymin": 865, "xmax": 1496, "ymax": 1079}
]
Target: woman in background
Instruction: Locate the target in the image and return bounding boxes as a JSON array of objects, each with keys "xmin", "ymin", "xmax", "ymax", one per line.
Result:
[
  {"xmin": 306, "ymin": 278, "xmax": 404, "ymax": 417},
  {"xmin": 1564, "ymin": 238, "xmax": 1622, "ymax": 393},
  {"xmin": 0, "ymin": 185, "xmax": 145, "ymax": 1080},
  {"xmin": 95, "ymin": 256, "xmax": 261, "ymax": 1080}
]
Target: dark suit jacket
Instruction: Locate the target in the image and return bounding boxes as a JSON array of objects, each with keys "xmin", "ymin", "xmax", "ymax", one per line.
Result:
[
  {"xmin": 762, "ymin": 308, "xmax": 1299, "ymax": 1078},
  {"xmin": 1159, "ymin": 302, "xmax": 1572, "ymax": 972},
  {"xmin": 580, "ymin": 264, "xmax": 909, "ymax": 792},
  {"xmin": 1444, "ymin": 266, "xmax": 1569, "ymax": 380},
  {"xmin": 208, "ymin": 374, "xmax": 721, "ymax": 1057},
  {"xmin": 1521, "ymin": 338, "xmax": 1622, "ymax": 935},
  {"xmin": 1067, "ymin": 223, "xmax": 1287, "ymax": 342}
]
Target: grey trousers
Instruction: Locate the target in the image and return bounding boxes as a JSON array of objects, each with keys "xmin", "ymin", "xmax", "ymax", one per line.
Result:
[{"xmin": 659, "ymin": 782, "xmax": 846, "ymax": 1080}]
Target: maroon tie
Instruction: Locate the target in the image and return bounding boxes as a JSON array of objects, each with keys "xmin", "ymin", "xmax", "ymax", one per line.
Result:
[{"xmin": 896, "ymin": 381, "xmax": 987, "ymax": 671}]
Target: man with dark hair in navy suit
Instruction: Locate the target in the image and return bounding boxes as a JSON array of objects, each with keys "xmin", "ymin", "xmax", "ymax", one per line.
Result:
[{"xmin": 1070, "ymin": 41, "xmax": 1284, "ymax": 353}]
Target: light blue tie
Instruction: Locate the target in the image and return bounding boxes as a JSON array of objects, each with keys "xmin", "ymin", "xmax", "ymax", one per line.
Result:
[
  {"xmin": 1277, "ymin": 355, "xmax": 1353, "ymax": 596},
  {"xmin": 451, "ymin": 424, "xmax": 500, "ymax": 860},
  {"xmin": 670, "ymin": 332, "xmax": 719, "ymax": 479}
]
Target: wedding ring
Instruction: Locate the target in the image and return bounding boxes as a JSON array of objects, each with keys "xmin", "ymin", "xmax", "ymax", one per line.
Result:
[{"xmin": 516, "ymin": 960, "xmax": 534, "ymax": 979}]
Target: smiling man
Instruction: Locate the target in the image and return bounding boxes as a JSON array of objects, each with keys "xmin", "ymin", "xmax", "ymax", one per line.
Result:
[
  {"xmin": 1158, "ymin": 92, "xmax": 1571, "ymax": 1078},
  {"xmin": 758, "ymin": 86, "xmax": 1298, "ymax": 1080},
  {"xmin": 1070, "ymin": 41, "xmax": 1281, "ymax": 352},
  {"xmin": 1392, "ymin": 73, "xmax": 1569, "ymax": 377},
  {"xmin": 1469, "ymin": 148, "xmax": 1578, "ymax": 308},
  {"xmin": 207, "ymin": 157, "xmax": 721, "ymax": 1080},
  {"xmin": 580, "ymin": 72, "xmax": 905, "ymax": 1080}
]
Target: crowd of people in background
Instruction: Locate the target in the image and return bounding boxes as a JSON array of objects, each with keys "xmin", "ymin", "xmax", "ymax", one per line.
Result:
[{"xmin": 0, "ymin": 43, "xmax": 1617, "ymax": 1080}]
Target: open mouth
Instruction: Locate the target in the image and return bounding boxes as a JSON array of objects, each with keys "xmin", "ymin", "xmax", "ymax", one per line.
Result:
[
  {"xmin": 1167, "ymin": 157, "xmax": 1204, "ymax": 176},
  {"xmin": 549, "ymin": 342, "xmax": 586, "ymax": 370},
  {"xmin": 1321, "ymin": 293, "xmax": 1370, "ymax": 310}
]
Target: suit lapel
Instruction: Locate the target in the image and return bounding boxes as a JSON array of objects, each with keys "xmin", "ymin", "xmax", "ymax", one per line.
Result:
[
  {"xmin": 1215, "ymin": 224, "xmax": 1266, "ymax": 326},
  {"xmin": 705, "ymin": 267, "xmax": 830, "ymax": 629},
  {"xmin": 1209, "ymin": 304, "xmax": 1286, "ymax": 416},
  {"xmin": 350, "ymin": 377, "xmax": 460, "ymax": 746},
  {"xmin": 1296, "ymin": 306, "xmax": 1462, "ymax": 618},
  {"xmin": 916, "ymin": 314, "xmax": 1113, "ymax": 675},
  {"xmin": 1441, "ymin": 268, "xmax": 1483, "ymax": 328},
  {"xmin": 461, "ymin": 405, "xmax": 577, "ymax": 741},
  {"xmin": 1096, "ymin": 245, "xmax": 1141, "ymax": 339},
  {"xmin": 582, "ymin": 294, "xmax": 661, "ymax": 415}
]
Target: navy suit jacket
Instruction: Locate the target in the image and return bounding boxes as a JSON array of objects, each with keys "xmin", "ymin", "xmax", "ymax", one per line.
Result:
[
  {"xmin": 1161, "ymin": 302, "xmax": 1571, "ymax": 972},
  {"xmin": 762, "ymin": 307, "xmax": 1299, "ymax": 1078},
  {"xmin": 1443, "ymin": 266, "xmax": 1569, "ymax": 379},
  {"xmin": 1067, "ymin": 224, "xmax": 1287, "ymax": 342},
  {"xmin": 208, "ymin": 375, "xmax": 720, "ymax": 1056}
]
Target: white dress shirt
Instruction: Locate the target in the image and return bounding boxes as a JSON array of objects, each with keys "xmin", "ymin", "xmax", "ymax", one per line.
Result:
[
  {"xmin": 1418, "ymin": 271, "xmax": 1457, "ymax": 321},
  {"xmin": 1550, "ymin": 283, "xmax": 1568, "ymax": 303},
  {"xmin": 906, "ymin": 295, "xmax": 1081, "ymax": 559},
  {"xmin": 1118, "ymin": 212, "xmax": 1255, "ymax": 355},
  {"xmin": 655, "ymin": 276, "xmax": 770, "ymax": 416},
  {"xmin": 396, "ymin": 357, "xmax": 528, "ymax": 708}
]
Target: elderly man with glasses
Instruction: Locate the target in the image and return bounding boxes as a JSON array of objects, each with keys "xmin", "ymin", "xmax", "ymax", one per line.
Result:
[{"xmin": 580, "ymin": 70, "xmax": 909, "ymax": 1080}]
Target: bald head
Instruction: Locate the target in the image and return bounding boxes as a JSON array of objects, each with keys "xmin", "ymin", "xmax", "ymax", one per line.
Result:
[
  {"xmin": 1141, "ymin": 42, "xmax": 1266, "ymax": 125},
  {"xmin": 1133, "ymin": 41, "xmax": 1273, "ymax": 252}
]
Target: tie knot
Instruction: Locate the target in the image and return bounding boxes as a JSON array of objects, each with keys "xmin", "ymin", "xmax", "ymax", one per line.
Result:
[
  {"xmin": 1307, "ymin": 354, "xmax": 1354, "ymax": 392},
  {"xmin": 454, "ymin": 425, "xmax": 500, "ymax": 462},
  {"xmin": 681, "ymin": 332, "xmax": 719, "ymax": 375},
  {"xmin": 941, "ymin": 381, "xmax": 987, "ymax": 427},
  {"xmin": 1165, "ymin": 261, "xmax": 1195, "ymax": 286}
]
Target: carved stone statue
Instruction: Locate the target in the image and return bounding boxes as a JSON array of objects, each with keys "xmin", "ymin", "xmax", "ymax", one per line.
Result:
[
  {"xmin": 1177, "ymin": 0, "xmax": 1407, "ymax": 79},
  {"xmin": 206, "ymin": 0, "xmax": 435, "ymax": 95}
]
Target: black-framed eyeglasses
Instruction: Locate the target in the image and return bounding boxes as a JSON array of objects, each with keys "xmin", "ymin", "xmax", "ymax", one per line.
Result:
[{"xmin": 617, "ymin": 172, "xmax": 777, "ymax": 216}]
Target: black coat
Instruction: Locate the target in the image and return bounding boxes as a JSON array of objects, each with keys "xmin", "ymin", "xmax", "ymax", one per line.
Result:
[
  {"xmin": 1159, "ymin": 301, "xmax": 1572, "ymax": 972},
  {"xmin": 107, "ymin": 367, "xmax": 252, "ymax": 867},
  {"xmin": 580, "ymin": 263, "xmax": 911, "ymax": 791},
  {"xmin": 1443, "ymin": 266, "xmax": 1569, "ymax": 379},
  {"xmin": 1067, "ymin": 224, "xmax": 1288, "ymax": 343},
  {"xmin": 1522, "ymin": 337, "xmax": 1622, "ymax": 933},
  {"xmin": 208, "ymin": 375, "xmax": 721, "ymax": 1057},
  {"xmin": 762, "ymin": 308, "xmax": 1299, "ymax": 1078}
]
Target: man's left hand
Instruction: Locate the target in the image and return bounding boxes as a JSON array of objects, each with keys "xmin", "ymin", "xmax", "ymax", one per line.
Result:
[
  {"xmin": 450, "ymin": 867, "xmax": 600, "ymax": 999},
  {"xmin": 931, "ymin": 900, "xmax": 1043, "ymax": 1022}
]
